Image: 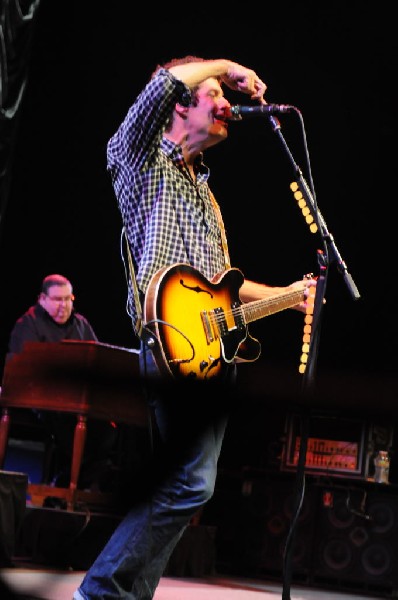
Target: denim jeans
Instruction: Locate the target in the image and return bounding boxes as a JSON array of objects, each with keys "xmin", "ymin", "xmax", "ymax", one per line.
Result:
[{"xmin": 74, "ymin": 343, "xmax": 233, "ymax": 599}]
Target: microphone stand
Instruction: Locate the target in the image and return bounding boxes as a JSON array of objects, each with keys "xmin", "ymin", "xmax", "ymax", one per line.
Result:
[{"xmin": 266, "ymin": 112, "xmax": 361, "ymax": 600}]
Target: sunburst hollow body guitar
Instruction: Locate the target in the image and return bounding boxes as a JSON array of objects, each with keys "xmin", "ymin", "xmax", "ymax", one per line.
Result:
[{"xmin": 144, "ymin": 263, "xmax": 305, "ymax": 380}]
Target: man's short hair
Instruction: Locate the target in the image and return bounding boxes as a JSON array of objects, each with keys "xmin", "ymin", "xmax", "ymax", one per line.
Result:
[{"xmin": 41, "ymin": 274, "xmax": 72, "ymax": 295}]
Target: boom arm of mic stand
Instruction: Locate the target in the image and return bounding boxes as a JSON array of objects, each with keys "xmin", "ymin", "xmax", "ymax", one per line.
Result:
[
  {"xmin": 294, "ymin": 173, "xmax": 361, "ymax": 302},
  {"xmin": 268, "ymin": 114, "xmax": 361, "ymax": 302}
]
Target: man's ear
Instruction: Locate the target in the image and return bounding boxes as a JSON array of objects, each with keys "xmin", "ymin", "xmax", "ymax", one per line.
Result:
[
  {"xmin": 175, "ymin": 103, "xmax": 189, "ymax": 119},
  {"xmin": 38, "ymin": 293, "xmax": 46, "ymax": 306}
]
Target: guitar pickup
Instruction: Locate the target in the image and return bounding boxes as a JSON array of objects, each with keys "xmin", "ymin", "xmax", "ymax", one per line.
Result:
[
  {"xmin": 214, "ymin": 307, "xmax": 228, "ymax": 337},
  {"xmin": 201, "ymin": 310, "xmax": 214, "ymax": 344},
  {"xmin": 202, "ymin": 307, "xmax": 227, "ymax": 344}
]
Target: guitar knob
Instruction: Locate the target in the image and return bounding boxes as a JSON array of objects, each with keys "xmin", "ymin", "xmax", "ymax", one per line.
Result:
[{"xmin": 199, "ymin": 360, "xmax": 209, "ymax": 372}]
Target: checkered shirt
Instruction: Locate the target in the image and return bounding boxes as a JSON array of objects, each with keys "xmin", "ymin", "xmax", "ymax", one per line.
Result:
[{"xmin": 107, "ymin": 68, "xmax": 227, "ymax": 331}]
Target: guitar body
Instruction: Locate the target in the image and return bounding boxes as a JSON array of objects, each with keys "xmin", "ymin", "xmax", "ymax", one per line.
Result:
[{"xmin": 144, "ymin": 263, "xmax": 261, "ymax": 380}]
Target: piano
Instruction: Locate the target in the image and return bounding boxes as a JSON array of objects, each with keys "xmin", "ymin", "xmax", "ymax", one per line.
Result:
[{"xmin": 0, "ymin": 340, "xmax": 149, "ymax": 510}]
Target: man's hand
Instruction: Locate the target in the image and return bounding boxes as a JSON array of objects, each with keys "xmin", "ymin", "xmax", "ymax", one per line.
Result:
[
  {"xmin": 289, "ymin": 276, "xmax": 319, "ymax": 314},
  {"xmin": 221, "ymin": 62, "xmax": 267, "ymax": 102}
]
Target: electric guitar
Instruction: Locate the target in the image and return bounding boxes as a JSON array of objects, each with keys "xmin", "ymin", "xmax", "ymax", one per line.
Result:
[{"xmin": 144, "ymin": 263, "xmax": 306, "ymax": 380}]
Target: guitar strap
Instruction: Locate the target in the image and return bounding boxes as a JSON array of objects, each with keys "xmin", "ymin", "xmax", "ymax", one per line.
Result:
[
  {"xmin": 123, "ymin": 228, "xmax": 144, "ymax": 338},
  {"xmin": 209, "ymin": 190, "xmax": 231, "ymax": 269}
]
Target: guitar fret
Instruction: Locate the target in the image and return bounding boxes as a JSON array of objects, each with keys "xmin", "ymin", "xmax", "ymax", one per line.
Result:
[{"xmin": 242, "ymin": 290, "xmax": 305, "ymax": 324}]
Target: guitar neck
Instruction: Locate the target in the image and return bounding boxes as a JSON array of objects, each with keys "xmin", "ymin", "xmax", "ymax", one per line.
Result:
[{"xmin": 242, "ymin": 289, "xmax": 305, "ymax": 324}]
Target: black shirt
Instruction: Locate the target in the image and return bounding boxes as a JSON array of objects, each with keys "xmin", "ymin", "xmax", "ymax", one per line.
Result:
[{"xmin": 7, "ymin": 303, "xmax": 98, "ymax": 361}]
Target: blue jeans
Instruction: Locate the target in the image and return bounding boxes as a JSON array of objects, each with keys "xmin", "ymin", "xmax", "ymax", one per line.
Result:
[{"xmin": 74, "ymin": 343, "xmax": 233, "ymax": 599}]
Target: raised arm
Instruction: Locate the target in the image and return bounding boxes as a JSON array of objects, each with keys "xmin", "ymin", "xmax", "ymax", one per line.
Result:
[{"xmin": 168, "ymin": 58, "xmax": 267, "ymax": 102}]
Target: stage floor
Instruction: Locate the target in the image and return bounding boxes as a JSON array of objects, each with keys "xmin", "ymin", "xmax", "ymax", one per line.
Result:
[{"xmin": 0, "ymin": 570, "xmax": 388, "ymax": 600}]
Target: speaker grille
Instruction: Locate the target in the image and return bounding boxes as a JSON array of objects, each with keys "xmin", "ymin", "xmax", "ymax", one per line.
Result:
[
  {"xmin": 211, "ymin": 474, "xmax": 398, "ymax": 597},
  {"xmin": 312, "ymin": 487, "xmax": 398, "ymax": 596}
]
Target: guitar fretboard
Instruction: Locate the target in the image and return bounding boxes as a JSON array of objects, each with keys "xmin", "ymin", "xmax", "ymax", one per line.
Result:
[{"xmin": 243, "ymin": 289, "xmax": 305, "ymax": 325}]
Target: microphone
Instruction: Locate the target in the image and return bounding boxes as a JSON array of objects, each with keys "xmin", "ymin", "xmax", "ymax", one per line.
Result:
[{"xmin": 226, "ymin": 104, "xmax": 293, "ymax": 120}]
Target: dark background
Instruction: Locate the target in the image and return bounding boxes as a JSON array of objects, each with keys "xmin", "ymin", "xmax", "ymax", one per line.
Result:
[
  {"xmin": 0, "ymin": 2, "xmax": 396, "ymax": 420},
  {"xmin": 1, "ymin": 3, "xmax": 398, "ymax": 589}
]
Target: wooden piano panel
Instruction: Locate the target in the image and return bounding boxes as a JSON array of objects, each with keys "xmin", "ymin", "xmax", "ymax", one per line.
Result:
[{"xmin": 0, "ymin": 340, "xmax": 148, "ymax": 425}]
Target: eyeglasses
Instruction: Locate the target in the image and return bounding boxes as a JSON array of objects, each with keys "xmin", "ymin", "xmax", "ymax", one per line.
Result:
[{"xmin": 46, "ymin": 294, "xmax": 75, "ymax": 303}]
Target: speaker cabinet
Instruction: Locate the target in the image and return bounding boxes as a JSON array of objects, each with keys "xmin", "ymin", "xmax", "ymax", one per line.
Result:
[
  {"xmin": 210, "ymin": 471, "xmax": 398, "ymax": 597},
  {"xmin": 0, "ymin": 471, "xmax": 28, "ymax": 566},
  {"xmin": 213, "ymin": 476, "xmax": 317, "ymax": 582},
  {"xmin": 311, "ymin": 485, "xmax": 398, "ymax": 597},
  {"xmin": 16, "ymin": 506, "xmax": 121, "ymax": 570},
  {"xmin": 249, "ymin": 478, "xmax": 317, "ymax": 580}
]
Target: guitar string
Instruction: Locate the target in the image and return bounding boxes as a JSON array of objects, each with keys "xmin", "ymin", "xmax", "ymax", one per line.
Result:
[{"xmin": 209, "ymin": 289, "xmax": 306, "ymax": 328}]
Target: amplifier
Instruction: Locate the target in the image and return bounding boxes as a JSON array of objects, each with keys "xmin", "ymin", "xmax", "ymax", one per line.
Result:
[
  {"xmin": 281, "ymin": 413, "xmax": 370, "ymax": 478},
  {"xmin": 288, "ymin": 437, "xmax": 359, "ymax": 473}
]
